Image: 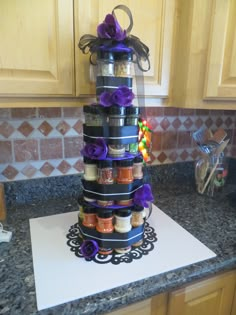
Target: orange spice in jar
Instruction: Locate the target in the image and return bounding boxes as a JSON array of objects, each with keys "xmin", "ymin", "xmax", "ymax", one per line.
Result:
[
  {"xmin": 82, "ymin": 204, "xmax": 97, "ymax": 229},
  {"xmin": 116, "ymin": 199, "xmax": 133, "ymax": 206},
  {"xmin": 96, "ymin": 209, "xmax": 114, "ymax": 234},
  {"xmin": 116, "ymin": 159, "xmax": 134, "ymax": 184},
  {"xmin": 97, "ymin": 200, "xmax": 114, "ymax": 207}
]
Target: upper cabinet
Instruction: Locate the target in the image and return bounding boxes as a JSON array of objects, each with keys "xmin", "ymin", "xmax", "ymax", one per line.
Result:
[
  {"xmin": 0, "ymin": 0, "xmax": 74, "ymax": 97},
  {"xmin": 171, "ymin": 0, "xmax": 236, "ymax": 109},
  {"xmin": 204, "ymin": 0, "xmax": 236, "ymax": 100},
  {"xmin": 74, "ymin": 0, "xmax": 176, "ymax": 104}
]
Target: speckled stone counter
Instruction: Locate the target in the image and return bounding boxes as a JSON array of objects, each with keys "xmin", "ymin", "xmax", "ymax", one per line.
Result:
[{"xmin": 0, "ymin": 162, "xmax": 236, "ymax": 315}]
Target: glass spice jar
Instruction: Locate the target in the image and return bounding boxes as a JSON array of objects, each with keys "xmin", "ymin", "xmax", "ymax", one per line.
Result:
[
  {"xmin": 133, "ymin": 155, "xmax": 144, "ymax": 179},
  {"xmin": 108, "ymin": 144, "xmax": 126, "ymax": 158},
  {"xmin": 97, "ymin": 50, "xmax": 114, "ymax": 77},
  {"xmin": 114, "ymin": 208, "xmax": 132, "ymax": 233},
  {"xmin": 125, "ymin": 106, "xmax": 140, "ymax": 126},
  {"xmin": 108, "ymin": 105, "xmax": 126, "ymax": 127},
  {"xmin": 129, "ymin": 142, "xmax": 139, "ymax": 154},
  {"xmin": 131, "ymin": 205, "xmax": 145, "ymax": 247},
  {"xmin": 82, "ymin": 204, "xmax": 97, "ymax": 229},
  {"xmin": 96, "ymin": 209, "xmax": 114, "ymax": 233},
  {"xmin": 83, "ymin": 157, "xmax": 97, "ymax": 181},
  {"xmin": 116, "ymin": 159, "xmax": 134, "ymax": 184},
  {"xmin": 115, "ymin": 246, "xmax": 131, "ymax": 254},
  {"xmin": 97, "ymin": 160, "xmax": 114, "ymax": 185},
  {"xmin": 131, "ymin": 205, "xmax": 145, "ymax": 227},
  {"xmin": 83, "ymin": 105, "xmax": 106, "ymax": 127},
  {"xmin": 97, "ymin": 200, "xmax": 114, "ymax": 207},
  {"xmin": 114, "ymin": 48, "xmax": 133, "ymax": 77},
  {"xmin": 116, "ymin": 199, "xmax": 133, "ymax": 206}
]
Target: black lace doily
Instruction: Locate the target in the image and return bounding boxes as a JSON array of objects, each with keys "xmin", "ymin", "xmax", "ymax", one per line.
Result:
[{"xmin": 66, "ymin": 222, "xmax": 157, "ymax": 265}]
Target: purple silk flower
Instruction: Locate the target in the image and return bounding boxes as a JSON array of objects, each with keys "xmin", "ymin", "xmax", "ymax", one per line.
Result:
[
  {"xmin": 97, "ymin": 13, "xmax": 126, "ymax": 41},
  {"xmin": 100, "ymin": 86, "xmax": 134, "ymax": 107},
  {"xmin": 80, "ymin": 240, "xmax": 99, "ymax": 259},
  {"xmin": 81, "ymin": 138, "xmax": 108, "ymax": 160},
  {"xmin": 133, "ymin": 184, "xmax": 154, "ymax": 208}
]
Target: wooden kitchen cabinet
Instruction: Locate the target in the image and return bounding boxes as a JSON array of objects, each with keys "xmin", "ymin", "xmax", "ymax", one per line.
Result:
[
  {"xmin": 105, "ymin": 293, "xmax": 168, "ymax": 315},
  {"xmin": 0, "ymin": 0, "xmax": 74, "ymax": 97},
  {"xmin": 105, "ymin": 271, "xmax": 236, "ymax": 315},
  {"xmin": 167, "ymin": 271, "xmax": 236, "ymax": 315},
  {"xmin": 204, "ymin": 0, "xmax": 236, "ymax": 100},
  {"xmin": 171, "ymin": 0, "xmax": 236, "ymax": 109},
  {"xmin": 74, "ymin": 0, "xmax": 176, "ymax": 105}
]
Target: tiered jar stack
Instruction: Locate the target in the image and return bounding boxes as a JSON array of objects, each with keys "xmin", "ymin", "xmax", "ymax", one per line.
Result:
[{"xmin": 79, "ymin": 44, "xmax": 147, "ymax": 255}]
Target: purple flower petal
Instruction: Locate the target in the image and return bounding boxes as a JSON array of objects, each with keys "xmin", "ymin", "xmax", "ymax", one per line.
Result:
[
  {"xmin": 100, "ymin": 92, "xmax": 113, "ymax": 107},
  {"xmin": 134, "ymin": 184, "xmax": 154, "ymax": 207},
  {"xmin": 97, "ymin": 13, "xmax": 126, "ymax": 41},
  {"xmin": 80, "ymin": 240, "xmax": 99, "ymax": 259},
  {"xmin": 81, "ymin": 138, "xmax": 108, "ymax": 160}
]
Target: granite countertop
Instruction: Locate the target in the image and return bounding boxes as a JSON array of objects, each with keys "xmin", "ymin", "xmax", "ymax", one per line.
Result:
[{"xmin": 0, "ymin": 163, "xmax": 236, "ymax": 315}]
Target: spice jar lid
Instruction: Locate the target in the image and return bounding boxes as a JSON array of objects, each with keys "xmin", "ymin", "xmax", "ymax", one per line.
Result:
[
  {"xmin": 97, "ymin": 208, "xmax": 113, "ymax": 218},
  {"xmin": 98, "ymin": 159, "xmax": 113, "ymax": 168},
  {"xmin": 126, "ymin": 106, "xmax": 140, "ymax": 116},
  {"xmin": 134, "ymin": 155, "xmax": 143, "ymax": 163},
  {"xmin": 115, "ymin": 208, "xmax": 132, "ymax": 217},
  {"xmin": 84, "ymin": 157, "xmax": 96, "ymax": 164},
  {"xmin": 133, "ymin": 205, "xmax": 144, "ymax": 212},
  {"xmin": 117, "ymin": 159, "xmax": 133, "ymax": 167},
  {"xmin": 83, "ymin": 204, "xmax": 96, "ymax": 214},
  {"xmin": 108, "ymin": 105, "xmax": 125, "ymax": 116}
]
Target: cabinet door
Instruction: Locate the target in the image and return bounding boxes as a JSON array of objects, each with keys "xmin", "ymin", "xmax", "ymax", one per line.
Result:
[
  {"xmin": 167, "ymin": 271, "xmax": 236, "ymax": 315},
  {"xmin": 204, "ymin": 0, "xmax": 236, "ymax": 100},
  {"xmin": 105, "ymin": 293, "xmax": 167, "ymax": 315},
  {"xmin": 0, "ymin": 0, "xmax": 74, "ymax": 96},
  {"xmin": 74, "ymin": 0, "xmax": 175, "ymax": 101}
]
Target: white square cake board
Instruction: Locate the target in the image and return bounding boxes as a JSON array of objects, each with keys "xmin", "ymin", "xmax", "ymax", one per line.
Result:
[{"xmin": 29, "ymin": 205, "xmax": 216, "ymax": 311}]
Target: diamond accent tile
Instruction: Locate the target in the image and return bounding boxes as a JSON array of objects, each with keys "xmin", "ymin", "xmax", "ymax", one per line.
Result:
[
  {"xmin": 17, "ymin": 121, "xmax": 34, "ymax": 137},
  {"xmin": 148, "ymin": 117, "xmax": 158, "ymax": 130},
  {"xmin": 157, "ymin": 152, "xmax": 167, "ymax": 163},
  {"xmin": 225, "ymin": 117, "xmax": 233, "ymax": 127},
  {"xmin": 56, "ymin": 121, "xmax": 71, "ymax": 135},
  {"xmin": 180, "ymin": 150, "xmax": 189, "ymax": 160},
  {"xmin": 195, "ymin": 118, "xmax": 204, "ymax": 129},
  {"xmin": 215, "ymin": 117, "xmax": 223, "ymax": 128},
  {"xmin": 2, "ymin": 165, "xmax": 19, "ymax": 180},
  {"xmin": 21, "ymin": 164, "xmax": 37, "ymax": 178},
  {"xmin": 191, "ymin": 149, "xmax": 200, "ymax": 160},
  {"xmin": 40, "ymin": 162, "xmax": 55, "ymax": 176},
  {"xmin": 0, "ymin": 122, "xmax": 14, "ymax": 138},
  {"xmin": 183, "ymin": 118, "xmax": 193, "ymax": 129},
  {"xmin": 172, "ymin": 118, "xmax": 181, "ymax": 130},
  {"xmin": 73, "ymin": 120, "xmax": 83, "ymax": 134},
  {"xmin": 205, "ymin": 118, "xmax": 213, "ymax": 128},
  {"xmin": 160, "ymin": 118, "xmax": 170, "ymax": 130},
  {"xmin": 169, "ymin": 151, "xmax": 178, "ymax": 162},
  {"xmin": 38, "ymin": 121, "xmax": 53, "ymax": 136},
  {"xmin": 73, "ymin": 159, "xmax": 84, "ymax": 172},
  {"xmin": 57, "ymin": 160, "xmax": 71, "ymax": 174}
]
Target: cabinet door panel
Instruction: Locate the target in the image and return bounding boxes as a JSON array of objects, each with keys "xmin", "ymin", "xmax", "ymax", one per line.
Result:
[
  {"xmin": 0, "ymin": 0, "xmax": 74, "ymax": 96},
  {"xmin": 167, "ymin": 271, "xmax": 236, "ymax": 315},
  {"xmin": 204, "ymin": 0, "xmax": 236, "ymax": 100},
  {"xmin": 75, "ymin": 0, "xmax": 175, "ymax": 99}
]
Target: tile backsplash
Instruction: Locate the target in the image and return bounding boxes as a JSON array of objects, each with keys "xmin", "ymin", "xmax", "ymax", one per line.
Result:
[{"xmin": 0, "ymin": 107, "xmax": 235, "ymax": 182}]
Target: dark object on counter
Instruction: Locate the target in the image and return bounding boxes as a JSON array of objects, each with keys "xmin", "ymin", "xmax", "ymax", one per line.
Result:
[{"xmin": 228, "ymin": 192, "xmax": 236, "ymax": 207}]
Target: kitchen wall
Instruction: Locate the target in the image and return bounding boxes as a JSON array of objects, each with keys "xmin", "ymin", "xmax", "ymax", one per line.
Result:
[{"xmin": 0, "ymin": 107, "xmax": 235, "ymax": 182}]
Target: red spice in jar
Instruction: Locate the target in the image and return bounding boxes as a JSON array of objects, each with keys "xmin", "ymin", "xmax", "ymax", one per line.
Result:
[
  {"xmin": 116, "ymin": 159, "xmax": 134, "ymax": 184},
  {"xmin": 97, "ymin": 160, "xmax": 114, "ymax": 185}
]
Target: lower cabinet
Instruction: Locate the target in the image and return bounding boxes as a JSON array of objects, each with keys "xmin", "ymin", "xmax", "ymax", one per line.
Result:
[{"xmin": 105, "ymin": 270, "xmax": 236, "ymax": 315}]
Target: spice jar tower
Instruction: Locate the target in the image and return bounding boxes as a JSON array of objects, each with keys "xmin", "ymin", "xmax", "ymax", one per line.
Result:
[{"xmin": 78, "ymin": 5, "xmax": 153, "ymax": 258}]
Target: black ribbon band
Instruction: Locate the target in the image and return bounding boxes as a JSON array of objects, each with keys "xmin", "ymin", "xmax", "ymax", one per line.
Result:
[
  {"xmin": 82, "ymin": 179, "xmax": 143, "ymax": 201},
  {"xmin": 96, "ymin": 76, "xmax": 133, "ymax": 95},
  {"xmin": 83, "ymin": 125, "xmax": 138, "ymax": 145},
  {"xmin": 78, "ymin": 218, "xmax": 144, "ymax": 248}
]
